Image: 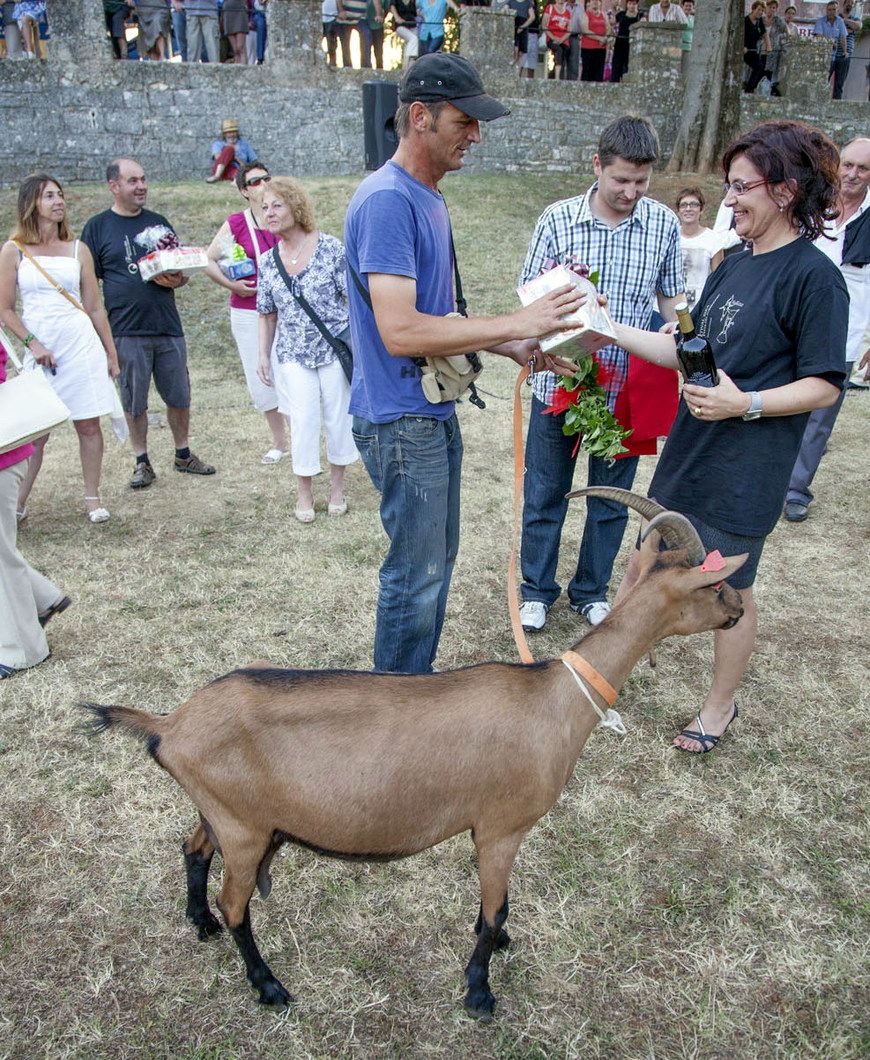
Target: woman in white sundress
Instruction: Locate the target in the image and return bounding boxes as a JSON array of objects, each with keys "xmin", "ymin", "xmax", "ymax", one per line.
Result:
[{"xmin": 0, "ymin": 173, "xmax": 120, "ymax": 525}]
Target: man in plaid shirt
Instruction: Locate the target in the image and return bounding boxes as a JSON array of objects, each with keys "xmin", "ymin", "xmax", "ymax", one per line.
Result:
[{"xmin": 519, "ymin": 116, "xmax": 684, "ymax": 632}]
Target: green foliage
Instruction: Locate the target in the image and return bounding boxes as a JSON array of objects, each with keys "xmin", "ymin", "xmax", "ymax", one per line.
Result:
[{"xmin": 557, "ymin": 355, "xmax": 631, "ymax": 462}]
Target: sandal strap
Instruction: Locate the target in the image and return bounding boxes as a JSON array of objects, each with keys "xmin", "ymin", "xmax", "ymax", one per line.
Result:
[{"xmin": 680, "ymin": 714, "xmax": 720, "ymax": 751}]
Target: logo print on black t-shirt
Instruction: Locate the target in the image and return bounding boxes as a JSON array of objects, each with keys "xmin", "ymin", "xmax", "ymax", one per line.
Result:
[
  {"xmin": 124, "ymin": 235, "xmax": 139, "ymax": 275},
  {"xmin": 715, "ymin": 294, "xmax": 744, "ymax": 344}
]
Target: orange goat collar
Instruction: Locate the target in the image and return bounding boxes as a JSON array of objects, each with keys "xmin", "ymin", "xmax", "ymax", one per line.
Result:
[{"xmin": 561, "ymin": 651, "xmax": 617, "ymax": 707}]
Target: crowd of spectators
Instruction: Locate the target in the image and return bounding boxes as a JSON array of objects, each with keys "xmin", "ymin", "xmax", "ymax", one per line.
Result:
[
  {"xmin": 102, "ymin": 0, "xmax": 270, "ymax": 63},
  {"xmin": 0, "ymin": 0, "xmax": 865, "ymax": 100}
]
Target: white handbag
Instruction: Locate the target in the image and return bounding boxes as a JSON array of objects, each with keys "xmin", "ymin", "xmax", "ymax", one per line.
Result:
[{"xmin": 0, "ymin": 331, "xmax": 72, "ymax": 455}]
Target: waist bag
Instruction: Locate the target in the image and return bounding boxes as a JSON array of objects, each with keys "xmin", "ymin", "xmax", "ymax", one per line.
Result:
[{"xmin": 349, "ymin": 221, "xmax": 485, "ymax": 409}]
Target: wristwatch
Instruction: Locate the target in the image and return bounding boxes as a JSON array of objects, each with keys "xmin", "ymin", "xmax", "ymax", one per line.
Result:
[{"xmin": 742, "ymin": 391, "xmax": 763, "ymax": 421}]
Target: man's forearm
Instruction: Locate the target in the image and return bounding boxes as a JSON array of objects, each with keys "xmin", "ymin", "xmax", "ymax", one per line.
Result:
[{"xmin": 377, "ymin": 309, "xmax": 529, "ymax": 360}]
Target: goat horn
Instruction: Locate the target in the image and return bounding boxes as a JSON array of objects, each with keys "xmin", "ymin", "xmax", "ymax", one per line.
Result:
[
  {"xmin": 565, "ymin": 486, "xmax": 666, "ymax": 522},
  {"xmin": 566, "ymin": 487, "xmax": 706, "ymax": 565},
  {"xmin": 641, "ymin": 512, "xmax": 706, "ymax": 566}
]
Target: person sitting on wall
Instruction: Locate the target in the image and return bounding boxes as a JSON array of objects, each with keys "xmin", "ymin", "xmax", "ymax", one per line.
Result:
[{"xmin": 206, "ymin": 120, "xmax": 258, "ymax": 183}]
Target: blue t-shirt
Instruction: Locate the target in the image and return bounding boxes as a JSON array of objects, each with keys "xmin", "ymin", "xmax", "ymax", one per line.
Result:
[
  {"xmin": 344, "ymin": 160, "xmax": 455, "ymax": 423},
  {"xmin": 813, "ymin": 14, "xmax": 847, "ymax": 56}
]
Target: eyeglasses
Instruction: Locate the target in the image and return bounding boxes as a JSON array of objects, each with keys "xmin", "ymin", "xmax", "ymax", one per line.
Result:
[
  {"xmin": 678, "ymin": 201, "xmax": 702, "ymax": 209},
  {"xmin": 246, "ymin": 175, "xmax": 271, "ymax": 188},
  {"xmin": 723, "ymin": 178, "xmax": 770, "ymax": 196}
]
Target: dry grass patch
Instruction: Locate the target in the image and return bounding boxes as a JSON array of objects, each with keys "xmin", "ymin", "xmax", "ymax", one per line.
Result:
[{"xmin": 0, "ymin": 173, "xmax": 867, "ymax": 1059}]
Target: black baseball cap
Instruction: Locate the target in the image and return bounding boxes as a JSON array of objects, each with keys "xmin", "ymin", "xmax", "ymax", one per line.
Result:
[{"xmin": 398, "ymin": 53, "xmax": 510, "ymax": 122}]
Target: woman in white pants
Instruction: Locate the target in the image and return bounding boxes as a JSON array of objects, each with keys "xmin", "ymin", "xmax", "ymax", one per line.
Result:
[
  {"xmin": 204, "ymin": 162, "xmax": 289, "ymax": 464},
  {"xmin": 256, "ymin": 177, "xmax": 358, "ymax": 523}
]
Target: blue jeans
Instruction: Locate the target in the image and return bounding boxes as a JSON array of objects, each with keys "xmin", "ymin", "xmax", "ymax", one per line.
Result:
[
  {"xmin": 340, "ymin": 19, "xmax": 373, "ymax": 67},
  {"xmin": 253, "ymin": 8, "xmax": 266, "ymax": 62},
  {"xmin": 171, "ymin": 6, "xmax": 187, "ymax": 60},
  {"xmin": 353, "ymin": 414, "xmax": 463, "ymax": 674},
  {"xmin": 521, "ymin": 395, "xmax": 639, "ymax": 607}
]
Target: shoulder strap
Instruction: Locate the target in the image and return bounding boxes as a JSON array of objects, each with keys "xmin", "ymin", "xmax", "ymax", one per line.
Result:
[
  {"xmin": 243, "ymin": 209, "xmax": 262, "ymax": 269},
  {"xmin": 347, "ymin": 210, "xmax": 467, "ymax": 317},
  {"xmin": 0, "ymin": 327, "xmax": 26, "ymax": 372},
  {"xmin": 270, "ymin": 245, "xmax": 345, "ymax": 354},
  {"xmin": 13, "ymin": 240, "xmax": 87, "ymax": 315}
]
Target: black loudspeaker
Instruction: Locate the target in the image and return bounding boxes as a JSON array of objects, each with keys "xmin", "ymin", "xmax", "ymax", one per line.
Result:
[{"xmin": 362, "ymin": 81, "xmax": 399, "ymax": 171}]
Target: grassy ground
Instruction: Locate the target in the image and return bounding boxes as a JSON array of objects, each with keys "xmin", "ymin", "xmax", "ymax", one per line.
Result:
[{"xmin": 1, "ymin": 172, "xmax": 867, "ymax": 1060}]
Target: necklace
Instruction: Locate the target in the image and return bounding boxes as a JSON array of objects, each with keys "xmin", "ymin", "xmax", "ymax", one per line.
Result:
[{"xmin": 285, "ymin": 233, "xmax": 308, "ymax": 265}]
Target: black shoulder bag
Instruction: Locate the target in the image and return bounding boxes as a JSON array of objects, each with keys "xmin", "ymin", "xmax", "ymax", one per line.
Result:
[{"xmin": 271, "ymin": 245, "xmax": 353, "ymax": 384}]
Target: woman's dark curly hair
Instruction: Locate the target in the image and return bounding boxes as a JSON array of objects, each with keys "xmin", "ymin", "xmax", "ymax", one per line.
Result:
[{"xmin": 722, "ymin": 120, "xmax": 840, "ymax": 241}]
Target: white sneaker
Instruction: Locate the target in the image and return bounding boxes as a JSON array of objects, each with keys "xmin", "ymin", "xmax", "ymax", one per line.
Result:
[
  {"xmin": 519, "ymin": 600, "xmax": 548, "ymax": 631},
  {"xmin": 579, "ymin": 601, "xmax": 611, "ymax": 627}
]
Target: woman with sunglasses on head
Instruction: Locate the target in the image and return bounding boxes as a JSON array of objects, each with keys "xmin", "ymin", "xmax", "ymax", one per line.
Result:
[
  {"xmin": 675, "ymin": 185, "xmax": 740, "ymax": 308},
  {"xmin": 593, "ymin": 121, "xmax": 848, "ymax": 754},
  {"xmin": 204, "ymin": 162, "xmax": 287, "ymax": 464}
]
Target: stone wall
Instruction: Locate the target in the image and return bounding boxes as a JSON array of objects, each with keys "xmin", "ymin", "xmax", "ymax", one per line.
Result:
[{"xmin": 1, "ymin": 1, "xmax": 867, "ymax": 186}]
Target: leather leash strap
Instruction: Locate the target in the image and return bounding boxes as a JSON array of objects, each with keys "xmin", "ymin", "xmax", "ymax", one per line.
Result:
[
  {"xmin": 561, "ymin": 649, "xmax": 618, "ymax": 707},
  {"xmin": 508, "ymin": 363, "xmax": 534, "ymax": 664},
  {"xmin": 508, "ymin": 365, "xmax": 618, "ymax": 711}
]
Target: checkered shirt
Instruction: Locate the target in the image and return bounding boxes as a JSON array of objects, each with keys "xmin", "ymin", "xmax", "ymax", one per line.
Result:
[{"xmin": 520, "ymin": 184, "xmax": 684, "ymax": 409}]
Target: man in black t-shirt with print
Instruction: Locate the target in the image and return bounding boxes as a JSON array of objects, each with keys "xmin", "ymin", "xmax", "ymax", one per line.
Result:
[{"xmin": 82, "ymin": 158, "xmax": 215, "ymax": 489}]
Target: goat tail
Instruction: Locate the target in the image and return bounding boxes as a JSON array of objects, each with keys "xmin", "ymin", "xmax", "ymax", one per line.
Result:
[{"xmin": 79, "ymin": 702, "xmax": 166, "ymax": 760}]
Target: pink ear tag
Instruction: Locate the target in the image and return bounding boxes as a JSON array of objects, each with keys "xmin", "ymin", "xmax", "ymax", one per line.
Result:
[
  {"xmin": 700, "ymin": 549, "xmax": 726, "ymax": 590},
  {"xmin": 700, "ymin": 550, "xmax": 726, "ymax": 573}
]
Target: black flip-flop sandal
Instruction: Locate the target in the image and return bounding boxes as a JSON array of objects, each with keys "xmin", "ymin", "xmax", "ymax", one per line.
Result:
[
  {"xmin": 38, "ymin": 595, "xmax": 72, "ymax": 628},
  {"xmin": 677, "ymin": 702, "xmax": 739, "ymax": 754}
]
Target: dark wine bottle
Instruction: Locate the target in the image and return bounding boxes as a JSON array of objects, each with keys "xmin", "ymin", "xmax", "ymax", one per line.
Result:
[{"xmin": 675, "ymin": 303, "xmax": 718, "ymax": 388}]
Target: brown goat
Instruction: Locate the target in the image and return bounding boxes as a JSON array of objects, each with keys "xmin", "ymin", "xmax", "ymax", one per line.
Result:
[{"xmin": 84, "ymin": 489, "xmax": 746, "ymax": 1020}]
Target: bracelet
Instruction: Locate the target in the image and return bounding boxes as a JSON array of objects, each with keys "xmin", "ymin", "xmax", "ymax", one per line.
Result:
[{"xmin": 22, "ymin": 332, "xmax": 36, "ymax": 348}]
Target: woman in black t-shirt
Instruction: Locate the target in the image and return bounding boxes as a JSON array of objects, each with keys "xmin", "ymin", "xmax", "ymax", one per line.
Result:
[
  {"xmin": 743, "ymin": 0, "xmax": 770, "ymax": 93},
  {"xmin": 589, "ymin": 121, "xmax": 847, "ymax": 755},
  {"xmin": 611, "ymin": 0, "xmax": 641, "ymax": 83}
]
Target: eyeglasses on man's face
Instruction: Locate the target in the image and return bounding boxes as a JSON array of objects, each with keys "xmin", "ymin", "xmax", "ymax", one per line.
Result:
[
  {"xmin": 723, "ymin": 178, "xmax": 770, "ymax": 196},
  {"xmin": 246, "ymin": 175, "xmax": 271, "ymax": 188}
]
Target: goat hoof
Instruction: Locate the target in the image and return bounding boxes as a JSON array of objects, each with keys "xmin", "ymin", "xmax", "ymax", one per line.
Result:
[
  {"xmin": 257, "ymin": 978, "xmax": 292, "ymax": 1009},
  {"xmin": 464, "ymin": 988, "xmax": 496, "ymax": 1022},
  {"xmin": 494, "ymin": 928, "xmax": 511, "ymax": 951},
  {"xmin": 187, "ymin": 910, "xmax": 223, "ymax": 940}
]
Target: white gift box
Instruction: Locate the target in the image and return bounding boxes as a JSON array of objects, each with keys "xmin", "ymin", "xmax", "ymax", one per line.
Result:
[
  {"xmin": 137, "ymin": 246, "xmax": 209, "ymax": 282},
  {"xmin": 517, "ymin": 264, "xmax": 617, "ymax": 355}
]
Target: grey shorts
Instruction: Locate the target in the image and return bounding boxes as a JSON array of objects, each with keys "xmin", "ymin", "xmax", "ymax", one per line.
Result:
[
  {"xmin": 116, "ymin": 335, "xmax": 191, "ymax": 418},
  {"xmin": 640, "ymin": 510, "xmax": 765, "ymax": 590}
]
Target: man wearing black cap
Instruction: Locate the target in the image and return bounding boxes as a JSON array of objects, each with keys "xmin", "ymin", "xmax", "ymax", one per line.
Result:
[{"xmin": 345, "ymin": 52, "xmax": 579, "ymax": 676}]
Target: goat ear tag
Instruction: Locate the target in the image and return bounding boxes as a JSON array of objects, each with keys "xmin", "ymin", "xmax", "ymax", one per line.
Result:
[{"xmin": 700, "ymin": 550, "xmax": 726, "ymax": 573}]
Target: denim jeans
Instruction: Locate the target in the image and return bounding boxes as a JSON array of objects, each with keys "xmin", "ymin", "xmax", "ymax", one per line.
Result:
[
  {"xmin": 171, "ymin": 5, "xmax": 187, "ymax": 60},
  {"xmin": 340, "ymin": 19, "xmax": 373, "ymax": 67},
  {"xmin": 521, "ymin": 395, "xmax": 639, "ymax": 607},
  {"xmin": 353, "ymin": 413, "xmax": 462, "ymax": 674},
  {"xmin": 253, "ymin": 8, "xmax": 267, "ymax": 62}
]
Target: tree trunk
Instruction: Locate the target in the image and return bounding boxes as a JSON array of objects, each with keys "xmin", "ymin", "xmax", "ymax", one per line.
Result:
[{"xmin": 668, "ymin": 0, "xmax": 745, "ymax": 174}]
